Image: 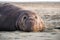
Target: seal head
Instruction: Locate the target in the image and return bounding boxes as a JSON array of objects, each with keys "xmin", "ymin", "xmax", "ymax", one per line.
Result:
[{"xmin": 16, "ymin": 10, "xmax": 45, "ymax": 32}]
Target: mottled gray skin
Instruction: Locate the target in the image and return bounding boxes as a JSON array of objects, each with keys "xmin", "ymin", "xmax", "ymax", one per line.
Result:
[{"xmin": 0, "ymin": 3, "xmax": 45, "ymax": 32}]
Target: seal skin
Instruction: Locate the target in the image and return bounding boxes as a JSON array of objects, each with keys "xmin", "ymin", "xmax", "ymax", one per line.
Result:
[{"xmin": 0, "ymin": 3, "xmax": 45, "ymax": 32}]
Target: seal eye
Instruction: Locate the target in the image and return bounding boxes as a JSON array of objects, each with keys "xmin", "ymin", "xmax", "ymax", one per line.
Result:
[
  {"xmin": 24, "ymin": 16, "xmax": 26, "ymax": 20},
  {"xmin": 35, "ymin": 16, "xmax": 37, "ymax": 19}
]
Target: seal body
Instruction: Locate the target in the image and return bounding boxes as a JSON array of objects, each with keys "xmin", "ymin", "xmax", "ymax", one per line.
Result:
[{"xmin": 0, "ymin": 3, "xmax": 45, "ymax": 32}]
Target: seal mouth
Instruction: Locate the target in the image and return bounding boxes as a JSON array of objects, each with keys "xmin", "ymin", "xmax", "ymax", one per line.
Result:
[{"xmin": 24, "ymin": 19, "xmax": 37, "ymax": 32}]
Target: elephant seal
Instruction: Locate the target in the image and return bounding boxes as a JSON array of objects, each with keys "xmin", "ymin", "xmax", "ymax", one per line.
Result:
[{"xmin": 0, "ymin": 3, "xmax": 45, "ymax": 32}]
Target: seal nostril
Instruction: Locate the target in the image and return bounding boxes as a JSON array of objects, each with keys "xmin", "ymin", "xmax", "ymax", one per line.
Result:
[
  {"xmin": 35, "ymin": 16, "xmax": 37, "ymax": 19},
  {"xmin": 30, "ymin": 21, "xmax": 31, "ymax": 23}
]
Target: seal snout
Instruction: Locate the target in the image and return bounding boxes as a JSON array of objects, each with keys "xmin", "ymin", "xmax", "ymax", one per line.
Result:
[
  {"xmin": 24, "ymin": 18, "xmax": 37, "ymax": 32},
  {"xmin": 26, "ymin": 18, "xmax": 35, "ymax": 27},
  {"xmin": 28, "ymin": 17, "xmax": 36, "ymax": 25}
]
